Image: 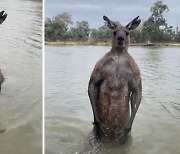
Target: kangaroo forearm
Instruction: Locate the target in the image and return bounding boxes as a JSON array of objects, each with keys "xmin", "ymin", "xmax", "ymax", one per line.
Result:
[
  {"xmin": 88, "ymin": 84, "xmax": 99, "ymax": 122},
  {"xmin": 128, "ymin": 91, "xmax": 141, "ymax": 128}
]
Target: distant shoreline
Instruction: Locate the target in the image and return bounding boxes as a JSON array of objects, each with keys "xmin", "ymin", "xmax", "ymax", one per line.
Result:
[
  {"xmin": 45, "ymin": 41, "xmax": 180, "ymax": 47},
  {"xmin": 45, "ymin": 41, "xmax": 111, "ymax": 46}
]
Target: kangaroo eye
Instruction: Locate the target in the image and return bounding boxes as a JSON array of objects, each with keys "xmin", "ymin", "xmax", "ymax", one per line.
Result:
[
  {"xmin": 126, "ymin": 32, "xmax": 129, "ymax": 36},
  {"xmin": 113, "ymin": 31, "xmax": 116, "ymax": 35}
]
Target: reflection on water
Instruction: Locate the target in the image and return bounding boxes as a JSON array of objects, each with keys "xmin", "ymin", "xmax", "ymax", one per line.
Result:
[
  {"xmin": 45, "ymin": 46, "xmax": 180, "ymax": 154},
  {"xmin": 0, "ymin": 0, "xmax": 42, "ymax": 154}
]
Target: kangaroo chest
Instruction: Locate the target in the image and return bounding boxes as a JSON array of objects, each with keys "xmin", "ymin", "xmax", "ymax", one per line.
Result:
[{"xmin": 102, "ymin": 55, "xmax": 132, "ymax": 81}]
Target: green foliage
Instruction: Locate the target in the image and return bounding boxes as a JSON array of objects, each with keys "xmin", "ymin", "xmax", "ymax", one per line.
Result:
[
  {"xmin": 141, "ymin": 1, "xmax": 176, "ymax": 42},
  {"xmin": 90, "ymin": 24, "xmax": 111, "ymax": 42},
  {"xmin": 67, "ymin": 21, "xmax": 90, "ymax": 41},
  {"xmin": 45, "ymin": 2, "xmax": 180, "ymax": 43},
  {"xmin": 45, "ymin": 12, "xmax": 72, "ymax": 41},
  {"xmin": 45, "ymin": 18, "xmax": 54, "ymax": 41},
  {"xmin": 150, "ymin": 1, "xmax": 169, "ymax": 27},
  {"xmin": 175, "ymin": 32, "xmax": 180, "ymax": 42},
  {"xmin": 130, "ymin": 29, "xmax": 142, "ymax": 43}
]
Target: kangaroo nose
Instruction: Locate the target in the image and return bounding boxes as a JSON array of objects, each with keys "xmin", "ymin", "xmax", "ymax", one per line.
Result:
[{"xmin": 117, "ymin": 36, "xmax": 124, "ymax": 41}]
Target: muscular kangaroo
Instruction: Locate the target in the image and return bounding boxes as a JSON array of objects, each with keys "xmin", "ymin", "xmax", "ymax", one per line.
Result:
[
  {"xmin": 88, "ymin": 16, "xmax": 142, "ymax": 144},
  {"xmin": 0, "ymin": 10, "xmax": 7, "ymax": 92}
]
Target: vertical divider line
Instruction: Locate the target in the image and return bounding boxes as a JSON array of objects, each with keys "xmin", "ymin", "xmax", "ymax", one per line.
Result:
[{"xmin": 42, "ymin": 0, "xmax": 45, "ymax": 153}]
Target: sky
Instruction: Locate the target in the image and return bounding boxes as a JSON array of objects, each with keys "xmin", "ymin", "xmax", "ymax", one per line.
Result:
[{"xmin": 45, "ymin": 0, "xmax": 180, "ymax": 29}]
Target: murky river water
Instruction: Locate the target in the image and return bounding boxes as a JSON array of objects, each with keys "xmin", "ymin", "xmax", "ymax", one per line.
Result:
[
  {"xmin": 45, "ymin": 45, "xmax": 180, "ymax": 154},
  {"xmin": 0, "ymin": 0, "xmax": 42, "ymax": 153}
]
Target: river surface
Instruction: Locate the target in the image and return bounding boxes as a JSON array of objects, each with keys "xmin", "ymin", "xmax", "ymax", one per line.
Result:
[
  {"xmin": 0, "ymin": 0, "xmax": 42, "ymax": 153},
  {"xmin": 45, "ymin": 45, "xmax": 180, "ymax": 154}
]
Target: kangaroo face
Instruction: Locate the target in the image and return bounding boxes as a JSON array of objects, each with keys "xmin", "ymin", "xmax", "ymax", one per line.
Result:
[
  {"xmin": 112, "ymin": 27, "xmax": 130, "ymax": 48},
  {"xmin": 103, "ymin": 15, "xmax": 141, "ymax": 50}
]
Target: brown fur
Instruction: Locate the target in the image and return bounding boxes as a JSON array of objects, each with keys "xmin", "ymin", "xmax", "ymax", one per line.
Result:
[{"xmin": 88, "ymin": 16, "xmax": 142, "ymax": 144}]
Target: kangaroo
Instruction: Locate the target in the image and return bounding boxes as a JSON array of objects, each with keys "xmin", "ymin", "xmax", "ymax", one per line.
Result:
[
  {"xmin": 88, "ymin": 16, "xmax": 142, "ymax": 144},
  {"xmin": 0, "ymin": 10, "xmax": 7, "ymax": 92}
]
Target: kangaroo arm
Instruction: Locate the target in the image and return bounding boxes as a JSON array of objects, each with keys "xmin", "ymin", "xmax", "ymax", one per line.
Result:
[
  {"xmin": 118, "ymin": 88, "xmax": 141, "ymax": 144},
  {"xmin": 130, "ymin": 89, "xmax": 141, "ymax": 128},
  {"xmin": 126, "ymin": 87, "xmax": 142, "ymax": 132},
  {"xmin": 88, "ymin": 77, "xmax": 107, "ymax": 139},
  {"xmin": 88, "ymin": 78, "xmax": 102, "ymax": 124}
]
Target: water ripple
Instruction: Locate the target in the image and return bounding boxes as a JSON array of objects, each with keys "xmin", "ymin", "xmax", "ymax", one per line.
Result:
[
  {"xmin": 0, "ymin": 0, "xmax": 42, "ymax": 153},
  {"xmin": 46, "ymin": 46, "xmax": 180, "ymax": 154}
]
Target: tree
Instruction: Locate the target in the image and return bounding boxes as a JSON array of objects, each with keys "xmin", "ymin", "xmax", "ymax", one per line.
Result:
[
  {"xmin": 90, "ymin": 24, "xmax": 111, "ymax": 42},
  {"xmin": 175, "ymin": 29, "xmax": 180, "ymax": 42},
  {"xmin": 141, "ymin": 1, "xmax": 172, "ymax": 42},
  {"xmin": 52, "ymin": 12, "xmax": 73, "ymax": 32},
  {"xmin": 68, "ymin": 20, "xmax": 90, "ymax": 41},
  {"xmin": 150, "ymin": 1, "xmax": 169, "ymax": 28},
  {"xmin": 130, "ymin": 29, "xmax": 142, "ymax": 43},
  {"xmin": 45, "ymin": 12, "xmax": 73, "ymax": 41},
  {"xmin": 45, "ymin": 18, "xmax": 54, "ymax": 41}
]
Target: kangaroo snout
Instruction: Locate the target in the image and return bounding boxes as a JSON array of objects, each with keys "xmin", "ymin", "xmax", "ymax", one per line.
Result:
[{"xmin": 117, "ymin": 36, "xmax": 124, "ymax": 45}]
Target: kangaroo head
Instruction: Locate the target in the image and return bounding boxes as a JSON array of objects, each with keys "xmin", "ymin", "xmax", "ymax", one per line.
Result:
[{"xmin": 103, "ymin": 16, "xmax": 141, "ymax": 49}]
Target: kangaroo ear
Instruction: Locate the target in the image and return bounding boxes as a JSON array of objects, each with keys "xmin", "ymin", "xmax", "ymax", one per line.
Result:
[
  {"xmin": 126, "ymin": 16, "xmax": 141, "ymax": 30},
  {"xmin": 103, "ymin": 16, "xmax": 117, "ymax": 30},
  {"xmin": 0, "ymin": 10, "xmax": 7, "ymax": 25}
]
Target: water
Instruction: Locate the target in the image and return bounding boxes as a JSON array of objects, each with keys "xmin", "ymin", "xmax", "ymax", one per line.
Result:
[
  {"xmin": 45, "ymin": 45, "xmax": 180, "ymax": 154},
  {"xmin": 0, "ymin": 0, "xmax": 42, "ymax": 153}
]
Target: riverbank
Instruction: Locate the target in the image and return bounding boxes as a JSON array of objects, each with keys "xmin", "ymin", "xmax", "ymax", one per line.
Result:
[
  {"xmin": 45, "ymin": 41, "xmax": 111, "ymax": 46},
  {"xmin": 45, "ymin": 41, "xmax": 180, "ymax": 47}
]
